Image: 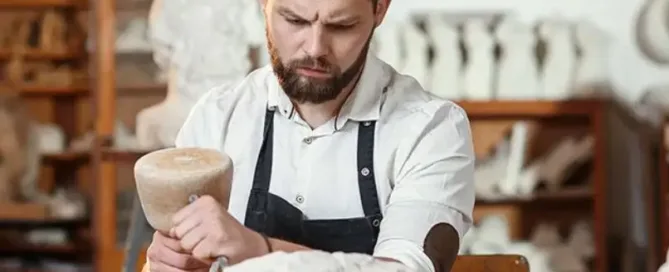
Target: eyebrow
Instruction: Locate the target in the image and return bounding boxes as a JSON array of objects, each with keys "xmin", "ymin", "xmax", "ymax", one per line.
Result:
[
  {"xmin": 276, "ymin": 5, "xmax": 360, "ymax": 24},
  {"xmin": 277, "ymin": 6, "xmax": 312, "ymax": 21}
]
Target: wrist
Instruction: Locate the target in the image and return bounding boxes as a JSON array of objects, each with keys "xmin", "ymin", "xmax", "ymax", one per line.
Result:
[
  {"xmin": 257, "ymin": 232, "xmax": 272, "ymax": 254},
  {"xmin": 250, "ymin": 231, "xmax": 272, "ymax": 259}
]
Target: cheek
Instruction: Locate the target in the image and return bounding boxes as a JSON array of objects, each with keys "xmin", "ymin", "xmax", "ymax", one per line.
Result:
[
  {"xmin": 269, "ymin": 21, "xmax": 304, "ymax": 59},
  {"xmin": 331, "ymin": 33, "xmax": 369, "ymax": 69}
]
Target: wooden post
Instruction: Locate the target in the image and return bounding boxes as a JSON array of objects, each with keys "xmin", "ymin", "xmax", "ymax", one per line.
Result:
[{"xmin": 92, "ymin": 0, "xmax": 116, "ymax": 270}]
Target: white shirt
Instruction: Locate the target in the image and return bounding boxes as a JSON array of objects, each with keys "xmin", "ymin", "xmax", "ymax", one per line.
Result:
[{"xmin": 174, "ymin": 54, "xmax": 475, "ymax": 272}]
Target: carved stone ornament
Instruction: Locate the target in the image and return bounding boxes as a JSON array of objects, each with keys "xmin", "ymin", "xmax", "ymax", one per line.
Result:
[
  {"xmin": 538, "ymin": 17, "xmax": 576, "ymax": 100},
  {"xmin": 426, "ymin": 15, "xmax": 463, "ymax": 100},
  {"xmin": 494, "ymin": 17, "xmax": 540, "ymax": 100},
  {"xmin": 462, "ymin": 18, "xmax": 495, "ymax": 100}
]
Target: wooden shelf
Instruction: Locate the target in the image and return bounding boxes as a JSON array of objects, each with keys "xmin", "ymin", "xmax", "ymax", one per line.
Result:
[
  {"xmin": 42, "ymin": 151, "xmax": 89, "ymax": 163},
  {"xmin": 101, "ymin": 149, "xmax": 151, "ymax": 162},
  {"xmin": 0, "ymin": 242, "xmax": 82, "ymax": 254},
  {"xmin": 456, "ymin": 99, "xmax": 603, "ymax": 118},
  {"xmin": 0, "ymin": 49, "xmax": 80, "ymax": 60},
  {"xmin": 476, "ymin": 187, "xmax": 593, "ymax": 205},
  {"xmin": 0, "ymin": 218, "xmax": 88, "ymax": 229},
  {"xmin": 0, "ymin": 0, "xmax": 86, "ymax": 8},
  {"xmin": 19, "ymin": 85, "xmax": 87, "ymax": 95},
  {"xmin": 117, "ymin": 83, "xmax": 166, "ymax": 95}
]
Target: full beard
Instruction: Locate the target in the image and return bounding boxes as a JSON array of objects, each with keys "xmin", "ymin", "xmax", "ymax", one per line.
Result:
[{"xmin": 267, "ymin": 30, "xmax": 374, "ymax": 104}]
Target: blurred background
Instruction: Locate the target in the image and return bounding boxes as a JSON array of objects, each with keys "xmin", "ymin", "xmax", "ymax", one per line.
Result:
[{"xmin": 0, "ymin": 0, "xmax": 668, "ymax": 271}]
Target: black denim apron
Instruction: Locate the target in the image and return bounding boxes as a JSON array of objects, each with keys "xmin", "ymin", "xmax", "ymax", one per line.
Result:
[{"xmin": 243, "ymin": 108, "xmax": 383, "ymax": 254}]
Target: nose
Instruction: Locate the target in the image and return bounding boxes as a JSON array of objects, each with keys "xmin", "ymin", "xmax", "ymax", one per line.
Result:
[{"xmin": 305, "ymin": 25, "xmax": 328, "ymax": 58}]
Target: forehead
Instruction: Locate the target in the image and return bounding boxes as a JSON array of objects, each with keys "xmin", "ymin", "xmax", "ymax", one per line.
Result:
[{"xmin": 271, "ymin": 0, "xmax": 371, "ymax": 19}]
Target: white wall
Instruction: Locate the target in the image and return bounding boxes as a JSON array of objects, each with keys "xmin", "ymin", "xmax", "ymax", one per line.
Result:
[{"xmin": 384, "ymin": 0, "xmax": 669, "ymax": 103}]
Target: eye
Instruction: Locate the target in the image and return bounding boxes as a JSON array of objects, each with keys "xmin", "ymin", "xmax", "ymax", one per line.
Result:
[
  {"xmin": 327, "ymin": 24, "xmax": 355, "ymax": 31},
  {"xmin": 286, "ymin": 18, "xmax": 309, "ymax": 25}
]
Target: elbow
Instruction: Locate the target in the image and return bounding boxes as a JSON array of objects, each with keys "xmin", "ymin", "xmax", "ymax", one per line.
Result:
[{"xmin": 423, "ymin": 223, "xmax": 460, "ymax": 272}]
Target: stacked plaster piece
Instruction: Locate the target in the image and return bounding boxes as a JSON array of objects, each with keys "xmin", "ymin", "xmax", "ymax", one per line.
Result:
[{"xmin": 461, "ymin": 215, "xmax": 595, "ymax": 272}]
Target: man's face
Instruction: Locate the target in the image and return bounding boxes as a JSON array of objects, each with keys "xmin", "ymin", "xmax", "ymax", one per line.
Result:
[{"xmin": 263, "ymin": 0, "xmax": 382, "ymax": 104}]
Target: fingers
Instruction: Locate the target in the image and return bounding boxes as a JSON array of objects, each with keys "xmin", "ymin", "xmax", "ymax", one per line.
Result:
[
  {"xmin": 171, "ymin": 215, "xmax": 203, "ymax": 239},
  {"xmin": 179, "ymin": 226, "xmax": 207, "ymax": 252},
  {"xmin": 173, "ymin": 195, "xmax": 217, "ymax": 225},
  {"xmin": 154, "ymin": 231, "xmax": 188, "ymax": 253},
  {"xmin": 148, "ymin": 232, "xmax": 211, "ymax": 271},
  {"xmin": 148, "ymin": 261, "xmax": 208, "ymax": 272},
  {"xmin": 191, "ymin": 238, "xmax": 218, "ymax": 262}
]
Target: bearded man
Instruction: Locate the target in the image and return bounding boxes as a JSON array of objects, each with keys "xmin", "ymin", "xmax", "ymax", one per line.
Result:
[{"xmin": 144, "ymin": 0, "xmax": 475, "ymax": 271}]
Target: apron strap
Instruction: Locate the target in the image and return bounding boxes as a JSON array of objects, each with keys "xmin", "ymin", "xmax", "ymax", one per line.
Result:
[{"xmin": 356, "ymin": 120, "xmax": 382, "ymax": 220}]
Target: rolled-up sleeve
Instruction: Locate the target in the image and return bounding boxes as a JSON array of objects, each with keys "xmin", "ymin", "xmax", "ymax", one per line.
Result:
[{"xmin": 373, "ymin": 102, "xmax": 475, "ymax": 272}]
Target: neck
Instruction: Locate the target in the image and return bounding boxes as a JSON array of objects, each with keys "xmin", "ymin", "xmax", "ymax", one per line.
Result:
[{"xmin": 293, "ymin": 71, "xmax": 363, "ymax": 129}]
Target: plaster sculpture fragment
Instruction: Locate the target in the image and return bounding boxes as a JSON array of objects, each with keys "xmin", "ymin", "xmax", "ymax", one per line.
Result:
[
  {"xmin": 548, "ymin": 245, "xmax": 588, "ymax": 272},
  {"xmin": 399, "ymin": 21, "xmax": 430, "ymax": 89},
  {"xmin": 495, "ymin": 17, "xmax": 540, "ymax": 100},
  {"xmin": 459, "ymin": 225, "xmax": 479, "ymax": 254},
  {"xmin": 538, "ymin": 18, "xmax": 577, "ymax": 100},
  {"xmin": 498, "ymin": 122, "xmax": 531, "ymax": 196},
  {"xmin": 226, "ymin": 251, "xmax": 412, "ymax": 272},
  {"xmin": 136, "ymin": 0, "xmax": 260, "ymax": 149},
  {"xmin": 26, "ymin": 229, "xmax": 67, "ymax": 245},
  {"xmin": 530, "ymin": 223, "xmax": 562, "ymax": 249},
  {"xmin": 515, "ymin": 161, "xmax": 542, "ymax": 197},
  {"xmin": 474, "ymin": 140, "xmax": 510, "ymax": 201},
  {"xmin": 462, "ymin": 19, "xmax": 495, "ymax": 100},
  {"xmin": 566, "ymin": 220, "xmax": 595, "ymax": 260},
  {"xmin": 426, "ymin": 15, "xmax": 463, "ymax": 100},
  {"xmin": 573, "ymin": 20, "xmax": 612, "ymax": 93},
  {"xmin": 469, "ymin": 215, "xmax": 511, "ymax": 254},
  {"xmin": 538, "ymin": 135, "xmax": 594, "ymax": 191},
  {"xmin": 116, "ymin": 18, "xmax": 153, "ymax": 53},
  {"xmin": 34, "ymin": 123, "xmax": 65, "ymax": 154},
  {"xmin": 0, "ymin": 94, "xmax": 50, "ymax": 204},
  {"xmin": 69, "ymin": 119, "xmax": 141, "ymax": 151}
]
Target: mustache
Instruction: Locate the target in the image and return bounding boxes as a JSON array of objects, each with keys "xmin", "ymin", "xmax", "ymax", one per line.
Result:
[{"xmin": 288, "ymin": 57, "xmax": 334, "ymax": 72}]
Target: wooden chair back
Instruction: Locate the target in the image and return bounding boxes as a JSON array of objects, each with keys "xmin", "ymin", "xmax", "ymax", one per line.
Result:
[{"xmin": 451, "ymin": 255, "xmax": 529, "ymax": 272}]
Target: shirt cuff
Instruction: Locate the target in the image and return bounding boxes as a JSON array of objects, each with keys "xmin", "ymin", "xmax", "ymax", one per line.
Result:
[{"xmin": 374, "ymin": 239, "xmax": 435, "ymax": 272}]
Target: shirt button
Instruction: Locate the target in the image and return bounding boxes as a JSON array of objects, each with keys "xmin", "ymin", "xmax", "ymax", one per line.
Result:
[
  {"xmin": 303, "ymin": 137, "xmax": 313, "ymax": 144},
  {"xmin": 372, "ymin": 219, "xmax": 381, "ymax": 227},
  {"xmin": 360, "ymin": 167, "xmax": 370, "ymax": 176},
  {"xmin": 295, "ymin": 194, "xmax": 305, "ymax": 204},
  {"xmin": 363, "ymin": 121, "xmax": 371, "ymax": 127}
]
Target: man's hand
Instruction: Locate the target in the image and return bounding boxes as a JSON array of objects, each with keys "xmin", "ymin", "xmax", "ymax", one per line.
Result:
[
  {"xmin": 146, "ymin": 231, "xmax": 211, "ymax": 272},
  {"xmin": 170, "ymin": 195, "xmax": 268, "ymax": 264}
]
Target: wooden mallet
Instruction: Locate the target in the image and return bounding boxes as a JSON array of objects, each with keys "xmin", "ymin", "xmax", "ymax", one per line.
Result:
[{"xmin": 134, "ymin": 147, "xmax": 233, "ymax": 271}]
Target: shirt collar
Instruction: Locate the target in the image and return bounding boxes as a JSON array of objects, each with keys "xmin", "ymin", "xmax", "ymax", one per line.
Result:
[{"xmin": 266, "ymin": 53, "xmax": 391, "ymax": 122}]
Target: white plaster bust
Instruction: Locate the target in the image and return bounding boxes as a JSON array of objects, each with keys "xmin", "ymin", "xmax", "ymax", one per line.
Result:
[
  {"xmin": 636, "ymin": 0, "xmax": 669, "ymax": 64},
  {"xmin": 135, "ymin": 0, "xmax": 266, "ymax": 149}
]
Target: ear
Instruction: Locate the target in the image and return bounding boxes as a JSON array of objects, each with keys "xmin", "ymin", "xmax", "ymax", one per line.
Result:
[{"xmin": 373, "ymin": 0, "xmax": 391, "ymax": 27}]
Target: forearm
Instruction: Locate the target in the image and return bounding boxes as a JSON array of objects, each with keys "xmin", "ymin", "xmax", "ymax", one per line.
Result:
[{"xmin": 267, "ymin": 237, "xmax": 311, "ymax": 252}]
